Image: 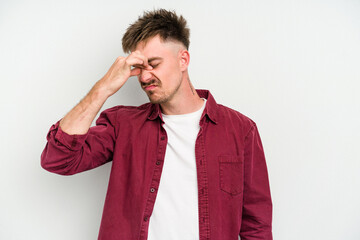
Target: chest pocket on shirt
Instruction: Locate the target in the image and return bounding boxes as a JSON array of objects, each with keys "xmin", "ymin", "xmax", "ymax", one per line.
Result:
[{"xmin": 219, "ymin": 155, "xmax": 244, "ymax": 196}]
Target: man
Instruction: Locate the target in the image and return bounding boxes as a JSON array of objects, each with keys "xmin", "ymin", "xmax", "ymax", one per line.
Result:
[{"xmin": 41, "ymin": 9, "xmax": 272, "ymax": 240}]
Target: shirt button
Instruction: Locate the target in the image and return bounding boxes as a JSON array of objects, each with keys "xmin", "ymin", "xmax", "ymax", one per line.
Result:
[
  {"xmin": 156, "ymin": 161, "xmax": 161, "ymax": 165},
  {"xmin": 160, "ymin": 136, "xmax": 165, "ymax": 140},
  {"xmin": 144, "ymin": 216, "xmax": 148, "ymax": 221},
  {"xmin": 150, "ymin": 188, "xmax": 156, "ymax": 193}
]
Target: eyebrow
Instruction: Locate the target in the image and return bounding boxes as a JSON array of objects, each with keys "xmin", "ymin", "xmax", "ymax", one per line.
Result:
[{"xmin": 148, "ymin": 57, "xmax": 163, "ymax": 63}]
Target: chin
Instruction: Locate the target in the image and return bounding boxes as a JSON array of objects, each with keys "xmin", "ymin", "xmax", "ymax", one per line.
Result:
[
  {"xmin": 147, "ymin": 94, "xmax": 168, "ymax": 104},
  {"xmin": 146, "ymin": 93, "xmax": 158, "ymax": 103},
  {"xmin": 146, "ymin": 89, "xmax": 173, "ymax": 104},
  {"xmin": 148, "ymin": 97, "xmax": 164, "ymax": 104}
]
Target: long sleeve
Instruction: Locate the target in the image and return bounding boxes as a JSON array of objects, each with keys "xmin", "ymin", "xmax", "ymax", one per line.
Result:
[
  {"xmin": 41, "ymin": 106, "xmax": 119, "ymax": 175},
  {"xmin": 240, "ymin": 123, "xmax": 273, "ymax": 239}
]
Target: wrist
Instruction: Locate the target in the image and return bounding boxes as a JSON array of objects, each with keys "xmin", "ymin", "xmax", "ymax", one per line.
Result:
[{"xmin": 93, "ymin": 79, "xmax": 113, "ymax": 99}]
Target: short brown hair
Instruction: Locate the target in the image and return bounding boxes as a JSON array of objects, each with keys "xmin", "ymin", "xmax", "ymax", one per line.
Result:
[{"xmin": 122, "ymin": 9, "xmax": 190, "ymax": 53}]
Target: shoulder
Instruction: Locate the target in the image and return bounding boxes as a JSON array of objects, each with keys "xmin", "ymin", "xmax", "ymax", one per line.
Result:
[
  {"xmin": 217, "ymin": 104, "xmax": 255, "ymax": 124},
  {"xmin": 216, "ymin": 104, "xmax": 256, "ymax": 135}
]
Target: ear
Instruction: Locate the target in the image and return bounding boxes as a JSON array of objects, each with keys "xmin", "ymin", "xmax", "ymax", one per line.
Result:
[{"xmin": 179, "ymin": 50, "xmax": 190, "ymax": 71}]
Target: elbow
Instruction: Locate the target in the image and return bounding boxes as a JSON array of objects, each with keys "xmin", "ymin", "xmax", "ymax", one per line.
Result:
[
  {"xmin": 40, "ymin": 148, "xmax": 74, "ymax": 176},
  {"xmin": 40, "ymin": 148, "xmax": 52, "ymax": 171}
]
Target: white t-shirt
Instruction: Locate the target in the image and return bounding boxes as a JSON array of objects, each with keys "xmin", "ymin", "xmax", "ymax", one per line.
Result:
[{"xmin": 147, "ymin": 99, "xmax": 207, "ymax": 240}]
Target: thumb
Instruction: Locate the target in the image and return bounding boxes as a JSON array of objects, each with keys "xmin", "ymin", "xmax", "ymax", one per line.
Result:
[{"xmin": 130, "ymin": 68, "xmax": 141, "ymax": 76}]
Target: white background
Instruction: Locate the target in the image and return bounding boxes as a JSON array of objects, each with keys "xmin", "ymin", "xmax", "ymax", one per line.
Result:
[{"xmin": 1, "ymin": 0, "xmax": 359, "ymax": 239}]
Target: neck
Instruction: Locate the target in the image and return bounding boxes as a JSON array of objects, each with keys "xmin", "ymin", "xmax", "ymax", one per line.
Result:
[{"xmin": 160, "ymin": 74, "xmax": 204, "ymax": 115}]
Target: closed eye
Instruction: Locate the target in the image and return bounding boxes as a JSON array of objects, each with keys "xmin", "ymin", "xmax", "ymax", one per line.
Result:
[
  {"xmin": 148, "ymin": 57, "xmax": 162, "ymax": 69},
  {"xmin": 150, "ymin": 63, "xmax": 160, "ymax": 68}
]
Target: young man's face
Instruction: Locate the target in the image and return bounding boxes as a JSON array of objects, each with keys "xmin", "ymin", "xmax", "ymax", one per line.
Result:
[{"xmin": 134, "ymin": 35, "xmax": 187, "ymax": 104}]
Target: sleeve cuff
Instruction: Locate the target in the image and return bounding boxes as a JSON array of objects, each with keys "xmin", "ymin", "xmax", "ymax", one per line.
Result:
[{"xmin": 50, "ymin": 119, "xmax": 89, "ymax": 151}]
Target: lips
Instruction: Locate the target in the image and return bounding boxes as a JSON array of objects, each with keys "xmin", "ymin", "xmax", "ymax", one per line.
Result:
[
  {"xmin": 144, "ymin": 85, "xmax": 157, "ymax": 90},
  {"xmin": 141, "ymin": 75, "xmax": 161, "ymax": 93},
  {"xmin": 142, "ymin": 78, "xmax": 159, "ymax": 91}
]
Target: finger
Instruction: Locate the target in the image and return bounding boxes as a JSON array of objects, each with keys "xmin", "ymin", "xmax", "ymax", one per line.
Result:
[
  {"xmin": 130, "ymin": 67, "xmax": 141, "ymax": 76},
  {"xmin": 132, "ymin": 64, "xmax": 145, "ymax": 69},
  {"xmin": 132, "ymin": 64, "xmax": 153, "ymax": 71},
  {"xmin": 129, "ymin": 51, "xmax": 151, "ymax": 69},
  {"xmin": 125, "ymin": 57, "xmax": 147, "ymax": 69},
  {"xmin": 144, "ymin": 64, "xmax": 153, "ymax": 71}
]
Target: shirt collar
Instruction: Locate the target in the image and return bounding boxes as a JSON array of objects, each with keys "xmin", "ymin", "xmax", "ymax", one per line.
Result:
[{"xmin": 147, "ymin": 89, "xmax": 218, "ymax": 124}]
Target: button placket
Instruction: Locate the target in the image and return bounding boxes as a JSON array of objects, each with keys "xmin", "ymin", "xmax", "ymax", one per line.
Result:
[
  {"xmin": 139, "ymin": 123, "xmax": 168, "ymax": 240},
  {"xmin": 195, "ymin": 125, "xmax": 211, "ymax": 239}
]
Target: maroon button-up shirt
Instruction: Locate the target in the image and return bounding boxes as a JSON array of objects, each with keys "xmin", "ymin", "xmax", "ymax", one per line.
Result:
[{"xmin": 41, "ymin": 89, "xmax": 272, "ymax": 240}]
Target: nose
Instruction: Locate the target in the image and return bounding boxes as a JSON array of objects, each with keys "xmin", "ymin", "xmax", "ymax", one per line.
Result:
[{"xmin": 139, "ymin": 69, "xmax": 152, "ymax": 83}]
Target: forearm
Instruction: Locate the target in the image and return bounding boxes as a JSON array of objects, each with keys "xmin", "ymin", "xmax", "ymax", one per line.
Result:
[
  {"xmin": 58, "ymin": 52, "xmax": 151, "ymax": 135},
  {"xmin": 59, "ymin": 79, "xmax": 110, "ymax": 135},
  {"xmin": 41, "ymin": 104, "xmax": 119, "ymax": 175}
]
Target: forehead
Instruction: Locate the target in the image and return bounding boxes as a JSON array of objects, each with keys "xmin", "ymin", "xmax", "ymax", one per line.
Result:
[{"xmin": 134, "ymin": 35, "xmax": 181, "ymax": 58}]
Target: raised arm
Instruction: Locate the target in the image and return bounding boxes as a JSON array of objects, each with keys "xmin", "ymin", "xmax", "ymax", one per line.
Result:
[
  {"xmin": 41, "ymin": 51, "xmax": 152, "ymax": 175},
  {"xmin": 60, "ymin": 51, "xmax": 152, "ymax": 135}
]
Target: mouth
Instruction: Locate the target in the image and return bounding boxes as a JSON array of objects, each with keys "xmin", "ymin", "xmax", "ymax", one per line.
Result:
[
  {"xmin": 144, "ymin": 85, "xmax": 157, "ymax": 91},
  {"xmin": 142, "ymin": 78, "xmax": 160, "ymax": 91}
]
